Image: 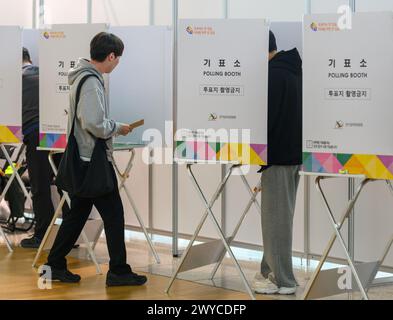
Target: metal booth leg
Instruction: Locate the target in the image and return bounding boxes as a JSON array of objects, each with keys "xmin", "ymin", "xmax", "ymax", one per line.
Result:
[
  {"xmin": 166, "ymin": 164, "xmax": 256, "ymax": 300},
  {"xmin": 302, "ymin": 176, "xmax": 371, "ymax": 300},
  {"xmin": 209, "ymin": 174, "xmax": 262, "ymax": 280},
  {"xmin": 113, "ymin": 149, "xmax": 161, "ymax": 264}
]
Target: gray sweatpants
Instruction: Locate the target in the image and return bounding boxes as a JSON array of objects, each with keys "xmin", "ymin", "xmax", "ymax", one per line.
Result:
[{"xmin": 260, "ymin": 165, "xmax": 301, "ymax": 288}]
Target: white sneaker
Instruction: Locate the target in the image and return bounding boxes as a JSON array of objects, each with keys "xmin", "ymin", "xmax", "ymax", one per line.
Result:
[
  {"xmin": 253, "ymin": 277, "xmax": 279, "ymax": 294},
  {"xmin": 253, "ymin": 272, "xmax": 297, "ymax": 295},
  {"xmin": 252, "ymin": 272, "xmax": 268, "ymax": 289},
  {"xmin": 268, "ymin": 273, "xmax": 297, "ymax": 295},
  {"xmin": 277, "ymin": 286, "xmax": 297, "ymax": 295}
]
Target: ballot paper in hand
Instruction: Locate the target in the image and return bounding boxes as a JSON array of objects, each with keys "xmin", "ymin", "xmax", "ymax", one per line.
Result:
[{"xmin": 129, "ymin": 119, "xmax": 144, "ymax": 131}]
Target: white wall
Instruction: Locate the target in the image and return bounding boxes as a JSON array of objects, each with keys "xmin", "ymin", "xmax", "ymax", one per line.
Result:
[
  {"xmin": 43, "ymin": 0, "xmax": 87, "ymax": 24},
  {"xmin": 229, "ymin": 0, "xmax": 305, "ymax": 21},
  {"xmin": 92, "ymin": 0, "xmax": 150, "ymax": 26},
  {"xmin": 0, "ymin": 0, "xmax": 33, "ymax": 28},
  {"xmin": 357, "ymin": 0, "xmax": 393, "ymax": 12},
  {"xmin": 311, "ymin": 0, "xmax": 350, "ymax": 13}
]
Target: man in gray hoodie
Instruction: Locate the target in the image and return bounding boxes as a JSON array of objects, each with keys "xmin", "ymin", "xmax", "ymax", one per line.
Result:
[{"xmin": 43, "ymin": 32, "xmax": 147, "ymax": 286}]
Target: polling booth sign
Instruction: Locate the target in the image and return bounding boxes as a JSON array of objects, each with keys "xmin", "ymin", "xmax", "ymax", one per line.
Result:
[
  {"xmin": 303, "ymin": 12, "xmax": 393, "ymax": 179},
  {"xmin": 39, "ymin": 24, "xmax": 106, "ymax": 149},
  {"xmin": 175, "ymin": 19, "xmax": 269, "ymax": 165},
  {"xmin": 0, "ymin": 26, "xmax": 22, "ymax": 143}
]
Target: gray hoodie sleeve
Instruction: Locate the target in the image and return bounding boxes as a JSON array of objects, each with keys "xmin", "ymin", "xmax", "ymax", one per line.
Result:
[{"xmin": 77, "ymin": 87, "xmax": 121, "ymax": 139}]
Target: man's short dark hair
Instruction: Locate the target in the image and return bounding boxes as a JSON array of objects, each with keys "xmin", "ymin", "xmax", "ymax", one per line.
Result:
[
  {"xmin": 23, "ymin": 47, "xmax": 31, "ymax": 63},
  {"xmin": 269, "ymin": 30, "xmax": 277, "ymax": 53},
  {"xmin": 90, "ymin": 32, "xmax": 124, "ymax": 62}
]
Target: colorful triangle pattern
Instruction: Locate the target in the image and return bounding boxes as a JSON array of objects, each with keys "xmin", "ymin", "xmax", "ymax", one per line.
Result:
[
  {"xmin": 175, "ymin": 141, "xmax": 267, "ymax": 165},
  {"xmin": 39, "ymin": 133, "xmax": 67, "ymax": 149},
  {"xmin": 0, "ymin": 126, "xmax": 22, "ymax": 143},
  {"xmin": 303, "ymin": 152, "xmax": 393, "ymax": 180}
]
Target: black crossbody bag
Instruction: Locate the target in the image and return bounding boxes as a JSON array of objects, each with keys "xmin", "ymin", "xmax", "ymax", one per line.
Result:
[{"xmin": 55, "ymin": 74, "xmax": 115, "ymax": 198}]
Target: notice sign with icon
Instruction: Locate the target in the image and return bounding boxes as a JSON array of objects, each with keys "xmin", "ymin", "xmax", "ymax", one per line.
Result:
[
  {"xmin": 176, "ymin": 19, "xmax": 269, "ymax": 165},
  {"xmin": 0, "ymin": 26, "xmax": 22, "ymax": 143},
  {"xmin": 303, "ymin": 12, "xmax": 393, "ymax": 179},
  {"xmin": 39, "ymin": 24, "xmax": 106, "ymax": 149}
]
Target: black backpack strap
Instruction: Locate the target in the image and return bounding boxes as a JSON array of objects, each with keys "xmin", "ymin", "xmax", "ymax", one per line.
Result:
[{"xmin": 70, "ymin": 74, "xmax": 101, "ymax": 135}]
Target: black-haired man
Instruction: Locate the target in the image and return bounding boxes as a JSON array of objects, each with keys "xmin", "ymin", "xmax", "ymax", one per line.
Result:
[{"xmin": 43, "ymin": 32, "xmax": 147, "ymax": 287}]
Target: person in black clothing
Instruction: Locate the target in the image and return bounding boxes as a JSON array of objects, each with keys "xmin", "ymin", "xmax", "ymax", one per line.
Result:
[
  {"xmin": 253, "ymin": 31, "xmax": 303, "ymax": 295},
  {"xmin": 20, "ymin": 48, "xmax": 67, "ymax": 248}
]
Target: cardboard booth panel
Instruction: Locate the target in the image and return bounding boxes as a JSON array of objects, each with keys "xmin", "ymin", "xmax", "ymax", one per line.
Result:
[
  {"xmin": 39, "ymin": 24, "xmax": 107, "ymax": 149},
  {"xmin": 303, "ymin": 12, "xmax": 393, "ymax": 179},
  {"xmin": 0, "ymin": 26, "xmax": 22, "ymax": 143},
  {"xmin": 176, "ymin": 19, "xmax": 269, "ymax": 165}
]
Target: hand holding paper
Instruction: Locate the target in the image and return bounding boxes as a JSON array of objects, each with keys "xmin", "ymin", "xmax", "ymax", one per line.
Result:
[{"xmin": 129, "ymin": 119, "xmax": 144, "ymax": 131}]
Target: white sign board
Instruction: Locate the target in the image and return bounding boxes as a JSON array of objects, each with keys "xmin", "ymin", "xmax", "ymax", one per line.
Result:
[
  {"xmin": 0, "ymin": 26, "xmax": 22, "ymax": 143},
  {"xmin": 175, "ymin": 19, "xmax": 269, "ymax": 165},
  {"xmin": 39, "ymin": 24, "xmax": 106, "ymax": 149},
  {"xmin": 109, "ymin": 26, "xmax": 172, "ymax": 145},
  {"xmin": 303, "ymin": 12, "xmax": 393, "ymax": 179}
]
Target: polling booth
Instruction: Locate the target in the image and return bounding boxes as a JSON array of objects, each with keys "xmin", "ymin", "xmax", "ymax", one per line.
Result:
[
  {"xmin": 0, "ymin": 26, "xmax": 27, "ymax": 252},
  {"xmin": 223, "ymin": 20, "xmax": 304, "ymax": 257},
  {"xmin": 165, "ymin": 18, "xmax": 269, "ymax": 300},
  {"xmin": 302, "ymin": 12, "xmax": 393, "ymax": 300},
  {"xmin": 106, "ymin": 25, "xmax": 173, "ymax": 264},
  {"xmin": 34, "ymin": 23, "xmax": 176, "ymax": 267}
]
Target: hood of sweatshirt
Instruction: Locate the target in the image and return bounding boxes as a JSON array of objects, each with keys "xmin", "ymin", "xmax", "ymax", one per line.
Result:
[
  {"xmin": 269, "ymin": 48, "xmax": 302, "ymax": 76},
  {"xmin": 22, "ymin": 64, "xmax": 39, "ymax": 77},
  {"xmin": 68, "ymin": 58, "xmax": 104, "ymax": 86}
]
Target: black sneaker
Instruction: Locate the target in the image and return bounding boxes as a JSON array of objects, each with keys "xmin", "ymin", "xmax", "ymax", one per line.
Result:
[
  {"xmin": 40, "ymin": 265, "xmax": 81, "ymax": 283},
  {"xmin": 106, "ymin": 270, "xmax": 147, "ymax": 287},
  {"xmin": 20, "ymin": 236, "xmax": 42, "ymax": 249}
]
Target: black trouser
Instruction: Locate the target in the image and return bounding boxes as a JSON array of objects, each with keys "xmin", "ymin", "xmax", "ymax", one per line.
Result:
[
  {"xmin": 24, "ymin": 129, "xmax": 68, "ymax": 239},
  {"xmin": 47, "ymin": 165, "xmax": 132, "ymax": 275}
]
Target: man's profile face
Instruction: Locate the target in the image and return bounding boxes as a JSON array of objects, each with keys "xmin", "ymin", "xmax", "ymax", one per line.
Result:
[{"xmin": 106, "ymin": 53, "xmax": 121, "ymax": 73}]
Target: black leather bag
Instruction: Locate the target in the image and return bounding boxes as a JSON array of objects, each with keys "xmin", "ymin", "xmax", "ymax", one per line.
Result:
[{"xmin": 55, "ymin": 74, "xmax": 114, "ymax": 198}]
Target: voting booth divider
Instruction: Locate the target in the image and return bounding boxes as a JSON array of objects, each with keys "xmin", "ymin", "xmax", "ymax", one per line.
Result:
[
  {"xmin": 0, "ymin": 26, "xmax": 32, "ymax": 252},
  {"xmin": 301, "ymin": 12, "xmax": 393, "ymax": 300},
  {"xmin": 165, "ymin": 19, "xmax": 269, "ymax": 300}
]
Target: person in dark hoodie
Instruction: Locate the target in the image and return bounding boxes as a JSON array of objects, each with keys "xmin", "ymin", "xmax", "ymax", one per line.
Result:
[
  {"xmin": 42, "ymin": 32, "xmax": 147, "ymax": 287},
  {"xmin": 20, "ymin": 48, "xmax": 67, "ymax": 248},
  {"xmin": 253, "ymin": 31, "xmax": 302, "ymax": 295}
]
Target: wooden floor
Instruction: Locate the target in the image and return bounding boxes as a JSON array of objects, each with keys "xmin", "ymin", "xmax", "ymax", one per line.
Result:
[
  {"xmin": 0, "ymin": 248, "xmax": 259, "ymax": 300},
  {"xmin": 2, "ymin": 231, "xmax": 393, "ymax": 300},
  {"xmin": 0, "ymin": 231, "xmax": 272, "ymax": 300}
]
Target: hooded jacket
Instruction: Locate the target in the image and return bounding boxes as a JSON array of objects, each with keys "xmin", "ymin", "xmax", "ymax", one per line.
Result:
[
  {"xmin": 68, "ymin": 58, "xmax": 122, "ymax": 161},
  {"xmin": 22, "ymin": 65, "xmax": 40, "ymax": 135},
  {"xmin": 267, "ymin": 48, "xmax": 302, "ymax": 165}
]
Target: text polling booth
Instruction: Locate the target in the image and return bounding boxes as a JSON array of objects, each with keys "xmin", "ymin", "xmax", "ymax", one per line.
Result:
[
  {"xmin": 302, "ymin": 12, "xmax": 393, "ymax": 300},
  {"xmin": 167, "ymin": 19, "xmax": 269, "ymax": 300},
  {"xmin": 34, "ymin": 24, "xmax": 107, "ymax": 273},
  {"xmin": 0, "ymin": 26, "xmax": 24, "ymax": 252}
]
